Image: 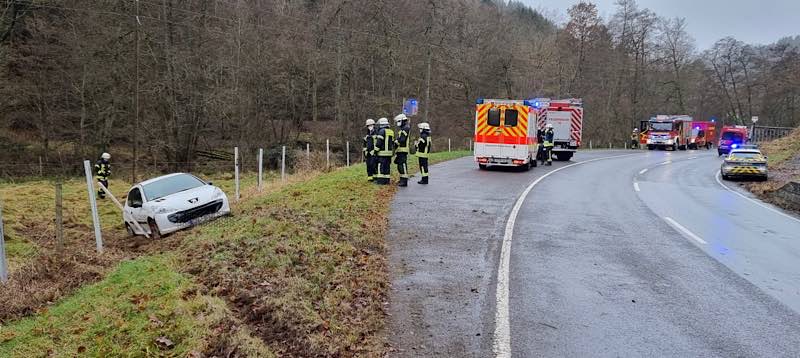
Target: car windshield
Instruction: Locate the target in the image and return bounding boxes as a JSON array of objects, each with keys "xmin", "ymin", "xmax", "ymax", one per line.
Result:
[
  {"xmin": 721, "ymin": 132, "xmax": 743, "ymax": 141},
  {"xmin": 142, "ymin": 174, "xmax": 205, "ymax": 201},
  {"xmin": 650, "ymin": 122, "xmax": 673, "ymax": 131},
  {"xmin": 729, "ymin": 152, "xmax": 763, "ymax": 159}
]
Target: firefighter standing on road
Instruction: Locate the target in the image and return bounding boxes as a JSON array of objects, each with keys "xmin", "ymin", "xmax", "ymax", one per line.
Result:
[
  {"xmin": 630, "ymin": 128, "xmax": 640, "ymax": 149},
  {"xmin": 94, "ymin": 152, "xmax": 111, "ymax": 199},
  {"xmin": 374, "ymin": 118, "xmax": 395, "ymax": 185},
  {"xmin": 542, "ymin": 124, "xmax": 554, "ymax": 166},
  {"xmin": 363, "ymin": 119, "xmax": 377, "ymax": 181},
  {"xmin": 394, "ymin": 114, "xmax": 411, "ymax": 187},
  {"xmin": 415, "ymin": 122, "xmax": 431, "ymax": 184}
]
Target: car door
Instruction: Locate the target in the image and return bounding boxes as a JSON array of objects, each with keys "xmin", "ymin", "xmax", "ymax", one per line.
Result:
[{"xmin": 125, "ymin": 187, "xmax": 148, "ymax": 233}]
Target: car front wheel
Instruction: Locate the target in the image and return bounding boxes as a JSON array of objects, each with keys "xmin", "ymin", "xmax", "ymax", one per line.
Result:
[{"xmin": 148, "ymin": 219, "xmax": 162, "ymax": 239}]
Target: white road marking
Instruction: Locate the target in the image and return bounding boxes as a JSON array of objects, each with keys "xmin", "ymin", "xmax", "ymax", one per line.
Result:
[
  {"xmin": 639, "ymin": 168, "xmax": 648, "ymax": 175},
  {"xmin": 659, "ymin": 160, "xmax": 671, "ymax": 166},
  {"xmin": 633, "ymin": 182, "xmax": 641, "ymax": 192},
  {"xmin": 688, "ymin": 156, "xmax": 698, "ymax": 160},
  {"xmin": 664, "ymin": 217, "xmax": 708, "ymax": 245},
  {"xmin": 493, "ymin": 153, "xmax": 644, "ymax": 357},
  {"xmin": 715, "ymin": 171, "xmax": 800, "ymax": 224}
]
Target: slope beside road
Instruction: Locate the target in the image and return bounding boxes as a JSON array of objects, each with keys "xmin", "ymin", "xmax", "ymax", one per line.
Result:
[{"xmin": 387, "ymin": 149, "xmax": 800, "ymax": 357}]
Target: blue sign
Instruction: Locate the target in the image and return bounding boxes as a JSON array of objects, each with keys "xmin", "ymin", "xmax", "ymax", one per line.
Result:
[{"xmin": 403, "ymin": 98, "xmax": 419, "ymax": 116}]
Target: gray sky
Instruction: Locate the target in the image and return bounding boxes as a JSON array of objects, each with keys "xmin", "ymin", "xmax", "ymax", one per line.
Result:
[{"xmin": 523, "ymin": 0, "xmax": 800, "ymax": 50}]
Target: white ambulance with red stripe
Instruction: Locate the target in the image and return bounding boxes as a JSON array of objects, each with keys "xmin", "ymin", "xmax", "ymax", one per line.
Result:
[
  {"xmin": 532, "ymin": 98, "xmax": 584, "ymax": 161},
  {"xmin": 473, "ymin": 99, "xmax": 538, "ymax": 170}
]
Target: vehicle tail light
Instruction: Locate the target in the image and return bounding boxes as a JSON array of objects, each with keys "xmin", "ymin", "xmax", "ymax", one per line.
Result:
[
  {"xmin": 512, "ymin": 159, "xmax": 525, "ymax": 165},
  {"xmin": 478, "ymin": 157, "xmax": 489, "ymax": 163}
]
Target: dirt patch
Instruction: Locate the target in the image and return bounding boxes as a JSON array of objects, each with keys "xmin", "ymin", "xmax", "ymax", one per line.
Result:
[{"xmin": 744, "ymin": 151, "xmax": 800, "ymax": 215}]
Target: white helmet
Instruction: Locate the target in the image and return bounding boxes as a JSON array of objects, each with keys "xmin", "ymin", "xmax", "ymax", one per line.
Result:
[
  {"xmin": 377, "ymin": 117, "xmax": 390, "ymax": 127},
  {"xmin": 394, "ymin": 113, "xmax": 409, "ymax": 126},
  {"xmin": 365, "ymin": 118, "xmax": 375, "ymax": 127},
  {"xmin": 418, "ymin": 122, "xmax": 430, "ymax": 130},
  {"xmin": 633, "ymin": 127, "xmax": 639, "ymax": 131},
  {"xmin": 545, "ymin": 123, "xmax": 553, "ymax": 129},
  {"xmin": 101, "ymin": 152, "xmax": 111, "ymax": 160}
]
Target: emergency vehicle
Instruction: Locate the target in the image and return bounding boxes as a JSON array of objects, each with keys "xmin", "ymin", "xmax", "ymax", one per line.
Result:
[
  {"xmin": 688, "ymin": 121, "xmax": 716, "ymax": 149},
  {"xmin": 531, "ymin": 98, "xmax": 584, "ymax": 161},
  {"xmin": 718, "ymin": 126, "xmax": 749, "ymax": 156},
  {"xmin": 645, "ymin": 115, "xmax": 692, "ymax": 151},
  {"xmin": 473, "ymin": 99, "xmax": 537, "ymax": 170}
]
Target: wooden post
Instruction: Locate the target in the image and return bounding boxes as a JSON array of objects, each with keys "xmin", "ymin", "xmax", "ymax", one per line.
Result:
[
  {"xmin": 0, "ymin": 197, "xmax": 7, "ymax": 284},
  {"xmin": 39, "ymin": 156, "xmax": 43, "ymax": 177},
  {"xmin": 326, "ymin": 139, "xmax": 330, "ymax": 169},
  {"xmin": 83, "ymin": 160, "xmax": 103, "ymax": 253},
  {"xmin": 258, "ymin": 148, "xmax": 263, "ymax": 191},
  {"xmin": 306, "ymin": 143, "xmax": 310, "ymax": 159},
  {"xmin": 55, "ymin": 182, "xmax": 64, "ymax": 251},
  {"xmin": 281, "ymin": 145, "xmax": 286, "ymax": 182},
  {"xmin": 589, "ymin": 140, "xmax": 593, "ymax": 150},
  {"xmin": 234, "ymin": 147, "xmax": 240, "ymax": 202},
  {"xmin": 448, "ymin": 138, "xmax": 451, "ymax": 152},
  {"xmin": 346, "ymin": 141, "xmax": 350, "ymax": 167}
]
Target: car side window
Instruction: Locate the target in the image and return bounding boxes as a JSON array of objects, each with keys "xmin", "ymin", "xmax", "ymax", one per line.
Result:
[{"xmin": 128, "ymin": 188, "xmax": 143, "ymax": 207}]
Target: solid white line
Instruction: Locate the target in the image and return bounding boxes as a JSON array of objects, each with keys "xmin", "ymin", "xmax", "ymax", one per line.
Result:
[
  {"xmin": 492, "ymin": 153, "xmax": 643, "ymax": 357},
  {"xmin": 633, "ymin": 182, "xmax": 641, "ymax": 192},
  {"xmin": 664, "ymin": 217, "xmax": 708, "ymax": 245},
  {"xmin": 715, "ymin": 171, "xmax": 800, "ymax": 224},
  {"xmin": 639, "ymin": 168, "xmax": 648, "ymax": 175}
]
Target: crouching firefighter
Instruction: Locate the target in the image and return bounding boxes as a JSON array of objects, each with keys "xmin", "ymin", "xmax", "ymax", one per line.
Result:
[
  {"xmin": 394, "ymin": 114, "xmax": 411, "ymax": 187},
  {"xmin": 94, "ymin": 152, "xmax": 112, "ymax": 198},
  {"xmin": 415, "ymin": 122, "xmax": 431, "ymax": 184},
  {"xmin": 363, "ymin": 119, "xmax": 377, "ymax": 181},
  {"xmin": 542, "ymin": 123, "xmax": 554, "ymax": 166},
  {"xmin": 374, "ymin": 117, "xmax": 395, "ymax": 185}
]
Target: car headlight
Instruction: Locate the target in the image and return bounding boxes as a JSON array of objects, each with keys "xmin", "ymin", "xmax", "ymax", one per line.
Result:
[{"xmin": 665, "ymin": 140, "xmax": 674, "ymax": 145}]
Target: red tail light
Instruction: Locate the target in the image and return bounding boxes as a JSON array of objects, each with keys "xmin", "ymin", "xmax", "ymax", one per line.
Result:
[
  {"xmin": 512, "ymin": 159, "xmax": 525, "ymax": 165},
  {"xmin": 478, "ymin": 157, "xmax": 489, "ymax": 163}
]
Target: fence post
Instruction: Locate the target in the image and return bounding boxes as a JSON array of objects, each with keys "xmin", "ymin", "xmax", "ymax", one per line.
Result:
[
  {"xmin": 281, "ymin": 145, "xmax": 286, "ymax": 182},
  {"xmin": 346, "ymin": 141, "xmax": 350, "ymax": 166},
  {"xmin": 608, "ymin": 142, "xmax": 612, "ymax": 149},
  {"xmin": 306, "ymin": 143, "xmax": 310, "ymax": 159},
  {"xmin": 39, "ymin": 156, "xmax": 43, "ymax": 177},
  {"xmin": 83, "ymin": 160, "xmax": 103, "ymax": 253},
  {"xmin": 234, "ymin": 147, "xmax": 240, "ymax": 202},
  {"xmin": 448, "ymin": 138, "xmax": 451, "ymax": 152},
  {"xmin": 0, "ymin": 197, "xmax": 7, "ymax": 284},
  {"xmin": 258, "ymin": 148, "xmax": 263, "ymax": 191},
  {"xmin": 326, "ymin": 139, "xmax": 330, "ymax": 169},
  {"xmin": 624, "ymin": 141, "xmax": 628, "ymax": 149},
  {"xmin": 469, "ymin": 139, "xmax": 473, "ymax": 151},
  {"xmin": 589, "ymin": 140, "xmax": 593, "ymax": 150},
  {"xmin": 55, "ymin": 182, "xmax": 64, "ymax": 252}
]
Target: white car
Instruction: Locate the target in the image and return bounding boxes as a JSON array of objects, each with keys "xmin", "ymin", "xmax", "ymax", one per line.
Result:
[{"xmin": 123, "ymin": 173, "xmax": 231, "ymax": 238}]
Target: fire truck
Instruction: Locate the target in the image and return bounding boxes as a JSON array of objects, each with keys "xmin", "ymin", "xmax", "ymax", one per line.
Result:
[
  {"xmin": 645, "ymin": 115, "xmax": 692, "ymax": 151},
  {"xmin": 688, "ymin": 121, "xmax": 716, "ymax": 149},
  {"xmin": 532, "ymin": 98, "xmax": 584, "ymax": 161},
  {"xmin": 473, "ymin": 99, "xmax": 537, "ymax": 170}
]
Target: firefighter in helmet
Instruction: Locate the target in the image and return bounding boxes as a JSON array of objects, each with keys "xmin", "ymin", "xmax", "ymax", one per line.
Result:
[
  {"xmin": 363, "ymin": 119, "xmax": 377, "ymax": 181},
  {"xmin": 394, "ymin": 113, "xmax": 411, "ymax": 187},
  {"xmin": 542, "ymin": 123, "xmax": 555, "ymax": 166},
  {"xmin": 630, "ymin": 127, "xmax": 640, "ymax": 149},
  {"xmin": 415, "ymin": 122, "xmax": 431, "ymax": 184},
  {"xmin": 374, "ymin": 117, "xmax": 395, "ymax": 185},
  {"xmin": 94, "ymin": 152, "xmax": 112, "ymax": 198}
]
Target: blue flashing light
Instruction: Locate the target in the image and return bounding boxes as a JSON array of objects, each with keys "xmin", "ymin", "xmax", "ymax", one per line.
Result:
[
  {"xmin": 731, "ymin": 144, "xmax": 739, "ymax": 149},
  {"xmin": 476, "ymin": 98, "xmax": 485, "ymax": 105}
]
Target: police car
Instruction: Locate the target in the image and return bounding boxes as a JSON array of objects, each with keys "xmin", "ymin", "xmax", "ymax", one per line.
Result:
[
  {"xmin": 720, "ymin": 145, "xmax": 768, "ymax": 181},
  {"xmin": 123, "ymin": 173, "xmax": 231, "ymax": 238}
]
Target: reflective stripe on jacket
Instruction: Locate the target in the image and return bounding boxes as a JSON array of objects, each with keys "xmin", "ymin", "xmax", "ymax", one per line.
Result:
[
  {"xmin": 377, "ymin": 128, "xmax": 395, "ymax": 157},
  {"xmin": 396, "ymin": 126, "xmax": 410, "ymax": 153},
  {"xmin": 415, "ymin": 133, "xmax": 431, "ymax": 158}
]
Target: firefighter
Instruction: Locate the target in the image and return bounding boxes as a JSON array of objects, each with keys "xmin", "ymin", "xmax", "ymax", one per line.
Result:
[
  {"xmin": 394, "ymin": 113, "xmax": 411, "ymax": 187},
  {"xmin": 415, "ymin": 122, "xmax": 431, "ymax": 184},
  {"xmin": 542, "ymin": 123, "xmax": 554, "ymax": 166},
  {"xmin": 630, "ymin": 128, "xmax": 640, "ymax": 149},
  {"xmin": 94, "ymin": 152, "xmax": 111, "ymax": 199},
  {"xmin": 536, "ymin": 127, "xmax": 545, "ymax": 163},
  {"xmin": 363, "ymin": 119, "xmax": 377, "ymax": 181},
  {"xmin": 374, "ymin": 117, "xmax": 395, "ymax": 185}
]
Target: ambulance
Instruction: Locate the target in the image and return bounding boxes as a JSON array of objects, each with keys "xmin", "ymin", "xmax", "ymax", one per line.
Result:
[{"xmin": 473, "ymin": 99, "xmax": 537, "ymax": 170}]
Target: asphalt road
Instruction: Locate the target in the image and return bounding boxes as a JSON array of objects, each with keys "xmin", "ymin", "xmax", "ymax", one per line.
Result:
[{"xmin": 387, "ymin": 149, "xmax": 800, "ymax": 357}]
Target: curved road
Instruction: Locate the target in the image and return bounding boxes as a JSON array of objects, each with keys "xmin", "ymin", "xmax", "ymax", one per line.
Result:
[{"xmin": 387, "ymin": 149, "xmax": 800, "ymax": 357}]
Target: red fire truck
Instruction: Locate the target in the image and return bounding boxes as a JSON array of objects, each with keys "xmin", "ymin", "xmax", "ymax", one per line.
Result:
[
  {"xmin": 645, "ymin": 115, "xmax": 692, "ymax": 151},
  {"xmin": 687, "ymin": 121, "xmax": 716, "ymax": 149}
]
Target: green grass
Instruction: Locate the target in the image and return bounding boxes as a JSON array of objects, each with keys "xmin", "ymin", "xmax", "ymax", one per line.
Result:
[{"xmin": 0, "ymin": 151, "xmax": 469, "ymax": 356}]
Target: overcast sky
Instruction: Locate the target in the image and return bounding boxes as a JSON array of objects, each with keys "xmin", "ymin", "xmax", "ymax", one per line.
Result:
[{"xmin": 523, "ymin": 0, "xmax": 800, "ymax": 50}]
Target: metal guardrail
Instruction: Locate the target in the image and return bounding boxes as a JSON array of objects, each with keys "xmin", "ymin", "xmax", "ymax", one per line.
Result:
[{"xmin": 751, "ymin": 125, "xmax": 796, "ymax": 143}]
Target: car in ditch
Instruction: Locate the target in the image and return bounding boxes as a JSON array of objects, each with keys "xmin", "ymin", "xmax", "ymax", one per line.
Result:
[
  {"xmin": 123, "ymin": 173, "xmax": 231, "ymax": 238},
  {"xmin": 720, "ymin": 147, "xmax": 768, "ymax": 181}
]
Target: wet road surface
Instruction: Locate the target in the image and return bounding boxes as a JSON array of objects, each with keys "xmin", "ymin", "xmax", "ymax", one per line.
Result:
[{"xmin": 387, "ymin": 149, "xmax": 800, "ymax": 357}]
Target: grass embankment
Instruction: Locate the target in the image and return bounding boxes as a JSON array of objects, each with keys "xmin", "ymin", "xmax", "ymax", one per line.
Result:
[
  {"xmin": 0, "ymin": 151, "xmax": 469, "ymax": 356},
  {"xmin": 742, "ymin": 128, "xmax": 800, "ymax": 211}
]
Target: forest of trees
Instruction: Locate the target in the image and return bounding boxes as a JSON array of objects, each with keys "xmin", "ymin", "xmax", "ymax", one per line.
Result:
[{"xmin": 1, "ymin": 0, "xmax": 798, "ymax": 173}]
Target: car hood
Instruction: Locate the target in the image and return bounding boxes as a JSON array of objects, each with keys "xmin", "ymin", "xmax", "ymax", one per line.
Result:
[{"xmin": 144, "ymin": 185, "xmax": 223, "ymax": 212}]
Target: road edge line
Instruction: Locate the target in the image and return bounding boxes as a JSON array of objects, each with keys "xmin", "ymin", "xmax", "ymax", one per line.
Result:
[
  {"xmin": 715, "ymin": 170, "xmax": 800, "ymax": 224},
  {"xmin": 492, "ymin": 153, "xmax": 643, "ymax": 357},
  {"xmin": 664, "ymin": 216, "xmax": 708, "ymax": 245}
]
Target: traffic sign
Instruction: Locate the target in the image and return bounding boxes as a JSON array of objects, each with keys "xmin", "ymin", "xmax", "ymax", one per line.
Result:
[
  {"xmin": 751, "ymin": 116, "xmax": 759, "ymax": 123},
  {"xmin": 403, "ymin": 98, "xmax": 418, "ymax": 116}
]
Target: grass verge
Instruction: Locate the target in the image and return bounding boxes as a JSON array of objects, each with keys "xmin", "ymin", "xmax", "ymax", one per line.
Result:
[
  {"xmin": 742, "ymin": 128, "xmax": 800, "ymax": 212},
  {"xmin": 0, "ymin": 151, "xmax": 469, "ymax": 356}
]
